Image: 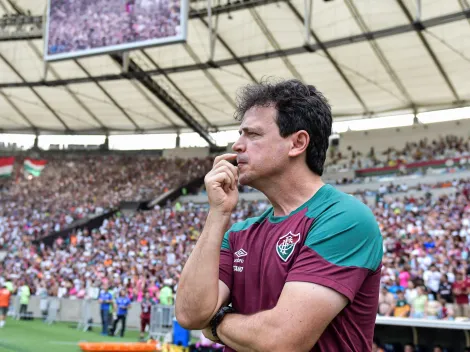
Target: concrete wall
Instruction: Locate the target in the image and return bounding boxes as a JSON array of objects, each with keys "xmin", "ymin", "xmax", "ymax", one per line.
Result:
[
  {"xmin": 335, "ymin": 169, "xmax": 470, "ymax": 194},
  {"xmin": 162, "ymin": 147, "xmax": 210, "ymax": 159},
  {"xmin": 9, "ymin": 296, "xmax": 149, "ymax": 329}
]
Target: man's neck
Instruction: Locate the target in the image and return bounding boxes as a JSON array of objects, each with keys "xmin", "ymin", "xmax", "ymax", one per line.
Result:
[{"xmin": 256, "ymin": 167, "xmax": 324, "ymax": 217}]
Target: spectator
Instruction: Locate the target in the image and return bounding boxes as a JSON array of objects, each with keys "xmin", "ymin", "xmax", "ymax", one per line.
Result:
[
  {"xmin": 37, "ymin": 280, "xmax": 49, "ymax": 322},
  {"xmin": 399, "ymin": 266, "xmax": 411, "ymax": 288},
  {"xmin": 437, "ymin": 295, "xmax": 454, "ymax": 320},
  {"xmin": 424, "ymin": 264, "xmax": 441, "ymax": 299},
  {"xmin": 393, "ymin": 290, "xmax": 410, "ymax": 317},
  {"xmin": 452, "ymin": 272, "xmax": 469, "ymax": 318},
  {"xmin": 410, "ymin": 286, "xmax": 427, "ymax": 319},
  {"xmin": 98, "ymin": 283, "xmax": 113, "ymax": 336},
  {"xmin": 18, "ymin": 282, "xmax": 30, "ymax": 319},
  {"xmin": 438, "ymin": 275, "xmax": 454, "ymax": 310},
  {"xmin": 111, "ymin": 289, "xmax": 131, "ymax": 338},
  {"xmin": 425, "ymin": 294, "xmax": 441, "ymax": 320},
  {"xmin": 0, "ymin": 282, "xmax": 10, "ymax": 328},
  {"xmin": 378, "ymin": 286, "xmax": 395, "ymax": 316},
  {"xmin": 159, "ymin": 279, "xmax": 174, "ymax": 306},
  {"xmin": 405, "ymin": 281, "xmax": 418, "ymax": 305},
  {"xmin": 140, "ymin": 291, "xmax": 155, "ymax": 341}
]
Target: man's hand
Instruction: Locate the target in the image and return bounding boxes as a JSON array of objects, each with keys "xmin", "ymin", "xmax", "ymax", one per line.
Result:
[{"xmin": 205, "ymin": 154, "xmax": 239, "ymax": 215}]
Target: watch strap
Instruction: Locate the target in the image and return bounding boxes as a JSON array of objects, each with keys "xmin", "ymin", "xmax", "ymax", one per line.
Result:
[{"xmin": 210, "ymin": 306, "xmax": 236, "ymax": 342}]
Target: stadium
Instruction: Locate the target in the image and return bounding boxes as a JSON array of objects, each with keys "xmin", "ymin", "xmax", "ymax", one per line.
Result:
[{"xmin": 1, "ymin": 0, "xmax": 470, "ymax": 351}]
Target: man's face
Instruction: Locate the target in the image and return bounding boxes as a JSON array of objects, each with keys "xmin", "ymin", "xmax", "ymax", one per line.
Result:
[{"xmin": 232, "ymin": 106, "xmax": 293, "ymax": 188}]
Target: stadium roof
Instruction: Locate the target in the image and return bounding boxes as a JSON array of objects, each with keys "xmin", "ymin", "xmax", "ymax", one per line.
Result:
[{"xmin": 1, "ymin": 0, "xmax": 470, "ymax": 148}]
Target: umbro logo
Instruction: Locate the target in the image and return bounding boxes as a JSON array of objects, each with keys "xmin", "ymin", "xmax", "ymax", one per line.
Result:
[{"xmin": 234, "ymin": 248, "xmax": 248, "ymax": 258}]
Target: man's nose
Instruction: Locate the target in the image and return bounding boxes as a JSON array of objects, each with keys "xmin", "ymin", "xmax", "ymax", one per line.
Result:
[{"xmin": 232, "ymin": 137, "xmax": 245, "ymax": 153}]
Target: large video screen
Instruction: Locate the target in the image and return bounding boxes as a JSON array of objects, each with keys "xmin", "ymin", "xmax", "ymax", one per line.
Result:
[{"xmin": 44, "ymin": 0, "xmax": 187, "ymax": 61}]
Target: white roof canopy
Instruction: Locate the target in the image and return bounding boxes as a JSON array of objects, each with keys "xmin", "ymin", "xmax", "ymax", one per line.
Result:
[{"xmin": 1, "ymin": 0, "xmax": 470, "ymax": 144}]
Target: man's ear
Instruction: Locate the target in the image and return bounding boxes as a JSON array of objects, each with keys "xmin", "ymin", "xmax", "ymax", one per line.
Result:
[{"xmin": 288, "ymin": 130, "xmax": 310, "ymax": 157}]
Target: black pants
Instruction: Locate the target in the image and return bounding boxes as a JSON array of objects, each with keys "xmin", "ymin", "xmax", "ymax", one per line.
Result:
[
  {"xmin": 112, "ymin": 315, "xmax": 127, "ymax": 337},
  {"xmin": 19, "ymin": 304, "xmax": 28, "ymax": 318}
]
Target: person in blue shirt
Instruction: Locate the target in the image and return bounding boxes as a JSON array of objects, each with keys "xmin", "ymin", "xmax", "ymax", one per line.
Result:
[
  {"xmin": 98, "ymin": 283, "xmax": 113, "ymax": 336},
  {"xmin": 111, "ymin": 289, "xmax": 132, "ymax": 338}
]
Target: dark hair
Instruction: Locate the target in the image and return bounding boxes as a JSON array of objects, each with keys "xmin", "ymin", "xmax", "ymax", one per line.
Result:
[{"xmin": 234, "ymin": 78, "xmax": 332, "ymax": 176}]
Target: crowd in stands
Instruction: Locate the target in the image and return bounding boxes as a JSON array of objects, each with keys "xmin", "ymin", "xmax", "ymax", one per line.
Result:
[
  {"xmin": 0, "ymin": 155, "xmax": 212, "ymax": 242},
  {"xmin": 47, "ymin": 0, "xmax": 181, "ymax": 55},
  {"xmin": 376, "ymin": 180, "xmax": 470, "ymax": 320},
  {"xmin": 1, "ymin": 199, "xmax": 270, "ymax": 304},
  {"xmin": 2, "ymin": 149, "xmax": 470, "ymax": 332},
  {"xmin": 2, "ymin": 178, "xmax": 470, "ymax": 324},
  {"xmin": 325, "ymin": 135, "xmax": 470, "ymax": 173}
]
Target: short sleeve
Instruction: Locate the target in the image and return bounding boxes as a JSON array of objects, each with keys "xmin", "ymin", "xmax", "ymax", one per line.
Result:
[
  {"xmin": 219, "ymin": 230, "xmax": 233, "ymax": 291},
  {"xmin": 286, "ymin": 201, "xmax": 383, "ymax": 303}
]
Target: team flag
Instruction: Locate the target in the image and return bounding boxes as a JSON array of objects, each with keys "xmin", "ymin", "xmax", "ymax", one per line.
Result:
[
  {"xmin": 23, "ymin": 158, "xmax": 47, "ymax": 177},
  {"xmin": 0, "ymin": 157, "xmax": 14, "ymax": 177}
]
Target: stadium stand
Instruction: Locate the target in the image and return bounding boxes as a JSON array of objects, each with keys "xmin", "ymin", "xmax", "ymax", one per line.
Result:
[
  {"xmin": 1, "ymin": 148, "xmax": 470, "ymax": 351},
  {"xmin": 0, "ymin": 155, "xmax": 212, "ymax": 240},
  {"xmin": 3, "ymin": 0, "xmax": 470, "ymax": 349},
  {"xmin": 0, "ymin": 151, "xmax": 469, "ymax": 321},
  {"xmin": 325, "ymin": 135, "xmax": 470, "ymax": 173}
]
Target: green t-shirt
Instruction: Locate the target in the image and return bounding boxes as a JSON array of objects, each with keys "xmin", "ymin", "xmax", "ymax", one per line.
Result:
[
  {"xmin": 5, "ymin": 282, "xmax": 13, "ymax": 293},
  {"xmin": 413, "ymin": 295, "xmax": 427, "ymax": 313},
  {"xmin": 159, "ymin": 286, "xmax": 173, "ymax": 305},
  {"xmin": 20, "ymin": 285, "xmax": 30, "ymax": 305},
  {"xmin": 396, "ymin": 299, "xmax": 408, "ymax": 307}
]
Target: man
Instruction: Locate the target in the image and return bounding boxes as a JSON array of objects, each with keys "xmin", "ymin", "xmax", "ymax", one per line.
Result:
[
  {"xmin": 140, "ymin": 291, "xmax": 155, "ymax": 341},
  {"xmin": 4, "ymin": 277, "xmax": 14, "ymax": 294},
  {"xmin": 18, "ymin": 282, "xmax": 30, "ymax": 319},
  {"xmin": 424, "ymin": 264, "xmax": 441, "ymax": 299},
  {"xmin": 98, "ymin": 283, "xmax": 113, "ymax": 336},
  {"xmin": 393, "ymin": 290, "xmax": 410, "ymax": 318},
  {"xmin": 378, "ymin": 286, "xmax": 396, "ymax": 317},
  {"xmin": 0, "ymin": 283, "xmax": 11, "ymax": 328},
  {"xmin": 176, "ymin": 79, "xmax": 383, "ymax": 351},
  {"xmin": 452, "ymin": 272, "xmax": 469, "ymax": 317},
  {"xmin": 438, "ymin": 274, "xmax": 454, "ymax": 310},
  {"xmin": 159, "ymin": 279, "xmax": 174, "ymax": 306},
  {"xmin": 159, "ymin": 279, "xmax": 174, "ymax": 329},
  {"xmin": 111, "ymin": 289, "xmax": 131, "ymax": 338}
]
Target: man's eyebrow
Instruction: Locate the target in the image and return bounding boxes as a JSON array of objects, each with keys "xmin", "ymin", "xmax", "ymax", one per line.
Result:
[{"xmin": 239, "ymin": 127, "xmax": 262, "ymax": 134}]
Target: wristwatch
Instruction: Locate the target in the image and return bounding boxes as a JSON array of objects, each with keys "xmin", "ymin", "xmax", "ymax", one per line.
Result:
[{"xmin": 209, "ymin": 305, "xmax": 236, "ymax": 343}]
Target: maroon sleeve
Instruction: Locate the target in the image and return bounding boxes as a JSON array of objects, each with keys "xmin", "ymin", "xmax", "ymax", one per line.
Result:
[
  {"xmin": 286, "ymin": 246, "xmax": 370, "ymax": 303},
  {"xmin": 219, "ymin": 249, "xmax": 233, "ymax": 291}
]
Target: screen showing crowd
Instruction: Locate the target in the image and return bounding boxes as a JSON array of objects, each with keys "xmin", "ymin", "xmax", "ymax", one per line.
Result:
[{"xmin": 45, "ymin": 0, "xmax": 186, "ymax": 61}]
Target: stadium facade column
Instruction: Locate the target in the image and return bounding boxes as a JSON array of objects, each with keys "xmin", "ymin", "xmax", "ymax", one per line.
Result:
[
  {"xmin": 176, "ymin": 130, "xmax": 181, "ymax": 148},
  {"xmin": 104, "ymin": 135, "xmax": 109, "ymax": 151},
  {"xmin": 33, "ymin": 135, "xmax": 38, "ymax": 149}
]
